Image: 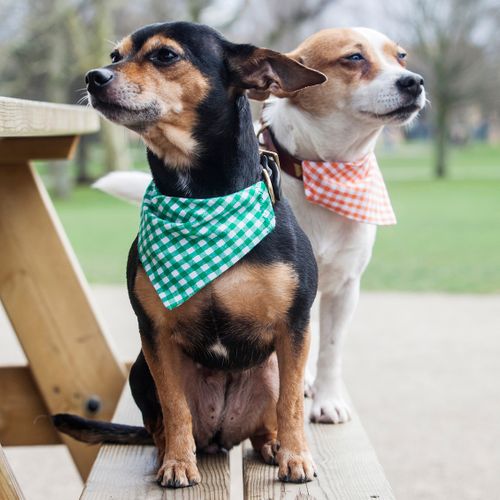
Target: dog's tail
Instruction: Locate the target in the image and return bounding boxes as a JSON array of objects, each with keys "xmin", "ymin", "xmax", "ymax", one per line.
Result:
[
  {"xmin": 93, "ymin": 171, "xmax": 152, "ymax": 206},
  {"xmin": 52, "ymin": 413, "xmax": 153, "ymax": 445}
]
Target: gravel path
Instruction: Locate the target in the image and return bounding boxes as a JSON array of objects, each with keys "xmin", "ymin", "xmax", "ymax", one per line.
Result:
[{"xmin": 2, "ymin": 287, "xmax": 499, "ymax": 500}]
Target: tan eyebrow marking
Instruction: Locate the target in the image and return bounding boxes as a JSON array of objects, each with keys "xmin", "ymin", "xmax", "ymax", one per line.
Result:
[
  {"xmin": 383, "ymin": 41, "xmax": 407, "ymax": 66},
  {"xmin": 137, "ymin": 35, "xmax": 185, "ymax": 59},
  {"xmin": 115, "ymin": 36, "xmax": 133, "ymax": 57}
]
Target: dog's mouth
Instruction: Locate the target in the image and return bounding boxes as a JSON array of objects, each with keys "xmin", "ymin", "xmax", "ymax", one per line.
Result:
[
  {"xmin": 361, "ymin": 103, "xmax": 421, "ymax": 121},
  {"xmin": 90, "ymin": 95, "xmax": 138, "ymax": 114},
  {"xmin": 89, "ymin": 94, "xmax": 160, "ymax": 128}
]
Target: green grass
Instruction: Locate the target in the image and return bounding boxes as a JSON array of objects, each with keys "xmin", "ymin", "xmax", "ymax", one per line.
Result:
[
  {"xmin": 46, "ymin": 141, "xmax": 500, "ymax": 292},
  {"xmin": 362, "ymin": 178, "xmax": 500, "ymax": 292},
  {"xmin": 376, "ymin": 141, "xmax": 500, "ymax": 180},
  {"xmin": 361, "ymin": 142, "xmax": 500, "ymax": 292},
  {"xmin": 52, "ymin": 187, "xmax": 139, "ymax": 284}
]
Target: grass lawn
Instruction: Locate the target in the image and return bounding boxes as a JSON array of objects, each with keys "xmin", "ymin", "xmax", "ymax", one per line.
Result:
[
  {"xmin": 48, "ymin": 141, "xmax": 500, "ymax": 292},
  {"xmin": 52, "ymin": 188, "xmax": 139, "ymax": 284}
]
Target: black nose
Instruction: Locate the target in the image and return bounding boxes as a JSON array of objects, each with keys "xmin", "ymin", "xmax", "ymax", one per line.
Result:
[
  {"xmin": 85, "ymin": 68, "xmax": 114, "ymax": 91},
  {"xmin": 396, "ymin": 72, "xmax": 424, "ymax": 97}
]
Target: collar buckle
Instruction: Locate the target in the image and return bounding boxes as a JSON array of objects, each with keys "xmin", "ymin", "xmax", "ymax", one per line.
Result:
[
  {"xmin": 260, "ymin": 150, "xmax": 282, "ymax": 204},
  {"xmin": 259, "ymin": 148, "xmax": 280, "ymax": 169},
  {"xmin": 261, "ymin": 168, "xmax": 276, "ymax": 204}
]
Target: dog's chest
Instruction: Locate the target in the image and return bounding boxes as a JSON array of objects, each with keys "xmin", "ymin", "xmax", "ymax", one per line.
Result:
[
  {"xmin": 135, "ymin": 261, "xmax": 298, "ymax": 369},
  {"xmin": 282, "ymin": 174, "xmax": 377, "ymax": 291}
]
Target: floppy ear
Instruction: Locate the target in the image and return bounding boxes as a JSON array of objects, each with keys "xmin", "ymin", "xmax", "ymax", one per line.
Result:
[{"xmin": 225, "ymin": 44, "xmax": 326, "ymax": 101}]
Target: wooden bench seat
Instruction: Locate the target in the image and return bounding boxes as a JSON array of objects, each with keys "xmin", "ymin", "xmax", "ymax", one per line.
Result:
[{"xmin": 82, "ymin": 385, "xmax": 395, "ymax": 500}]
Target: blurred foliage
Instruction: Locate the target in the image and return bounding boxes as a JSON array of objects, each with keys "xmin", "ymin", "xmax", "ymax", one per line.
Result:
[
  {"xmin": 0, "ymin": 0, "xmax": 499, "ymax": 187},
  {"xmin": 392, "ymin": 0, "xmax": 500, "ymax": 177}
]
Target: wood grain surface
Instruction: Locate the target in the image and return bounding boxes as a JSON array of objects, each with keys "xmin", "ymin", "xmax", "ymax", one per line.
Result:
[
  {"xmin": 0, "ymin": 163, "xmax": 126, "ymax": 478},
  {"xmin": 0, "ymin": 366, "xmax": 60, "ymax": 446},
  {"xmin": 0, "ymin": 96, "xmax": 99, "ymax": 137},
  {"xmin": 243, "ymin": 399, "xmax": 396, "ymax": 500},
  {"xmin": 81, "ymin": 385, "xmax": 231, "ymax": 500},
  {"xmin": 0, "ymin": 444, "xmax": 25, "ymax": 500}
]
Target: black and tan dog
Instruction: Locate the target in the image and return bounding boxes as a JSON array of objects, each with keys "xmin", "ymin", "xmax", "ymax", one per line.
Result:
[{"xmin": 53, "ymin": 21, "xmax": 325, "ymax": 488}]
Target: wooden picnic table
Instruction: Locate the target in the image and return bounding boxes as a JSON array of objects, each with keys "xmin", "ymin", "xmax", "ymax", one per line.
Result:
[
  {"xmin": 82, "ymin": 384, "xmax": 395, "ymax": 499},
  {"xmin": 0, "ymin": 97, "xmax": 127, "ymax": 493}
]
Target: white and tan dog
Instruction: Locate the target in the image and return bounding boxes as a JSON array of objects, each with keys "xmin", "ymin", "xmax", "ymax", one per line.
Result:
[{"xmin": 95, "ymin": 27, "xmax": 425, "ymax": 425}]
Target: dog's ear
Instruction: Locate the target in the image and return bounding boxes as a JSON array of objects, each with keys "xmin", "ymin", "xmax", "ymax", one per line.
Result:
[{"xmin": 225, "ymin": 44, "xmax": 326, "ymax": 101}]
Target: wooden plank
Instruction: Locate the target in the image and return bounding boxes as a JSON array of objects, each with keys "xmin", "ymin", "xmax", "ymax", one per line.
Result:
[
  {"xmin": 0, "ymin": 364, "xmax": 134, "ymax": 446},
  {"xmin": 0, "ymin": 136, "xmax": 79, "ymax": 163},
  {"xmin": 81, "ymin": 385, "xmax": 231, "ymax": 500},
  {"xmin": 0, "ymin": 444, "xmax": 25, "ymax": 500},
  {"xmin": 0, "ymin": 366, "xmax": 61, "ymax": 446},
  {"xmin": 229, "ymin": 444, "xmax": 244, "ymax": 500},
  {"xmin": 0, "ymin": 96, "xmax": 99, "ymax": 137},
  {"xmin": 0, "ymin": 162, "xmax": 126, "ymax": 478},
  {"xmin": 243, "ymin": 397, "xmax": 395, "ymax": 500}
]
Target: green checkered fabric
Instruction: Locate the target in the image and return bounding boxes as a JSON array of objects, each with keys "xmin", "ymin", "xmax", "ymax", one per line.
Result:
[{"xmin": 138, "ymin": 180, "xmax": 276, "ymax": 310}]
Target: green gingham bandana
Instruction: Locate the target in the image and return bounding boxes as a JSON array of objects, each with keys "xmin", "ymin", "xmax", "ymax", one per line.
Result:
[{"xmin": 138, "ymin": 180, "xmax": 276, "ymax": 309}]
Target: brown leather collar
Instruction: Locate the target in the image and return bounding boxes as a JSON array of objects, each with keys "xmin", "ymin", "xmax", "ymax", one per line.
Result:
[{"xmin": 259, "ymin": 126, "xmax": 304, "ymax": 181}]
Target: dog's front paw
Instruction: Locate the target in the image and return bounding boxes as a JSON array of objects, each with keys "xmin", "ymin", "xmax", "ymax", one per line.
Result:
[
  {"xmin": 310, "ymin": 390, "xmax": 352, "ymax": 424},
  {"xmin": 260, "ymin": 439, "xmax": 280, "ymax": 465},
  {"xmin": 277, "ymin": 449, "xmax": 316, "ymax": 483},
  {"xmin": 157, "ymin": 458, "xmax": 201, "ymax": 488}
]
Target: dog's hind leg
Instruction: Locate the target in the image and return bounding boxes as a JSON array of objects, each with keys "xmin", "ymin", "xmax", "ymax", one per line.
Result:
[
  {"xmin": 310, "ymin": 278, "xmax": 360, "ymax": 424},
  {"xmin": 251, "ymin": 431, "xmax": 280, "ymax": 465},
  {"xmin": 129, "ymin": 350, "xmax": 165, "ymax": 459}
]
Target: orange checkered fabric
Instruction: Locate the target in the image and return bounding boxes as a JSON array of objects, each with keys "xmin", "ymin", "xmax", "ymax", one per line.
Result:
[{"xmin": 301, "ymin": 153, "xmax": 396, "ymax": 225}]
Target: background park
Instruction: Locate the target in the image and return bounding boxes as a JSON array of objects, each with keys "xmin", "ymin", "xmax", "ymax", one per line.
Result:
[{"xmin": 1, "ymin": 0, "xmax": 499, "ymax": 499}]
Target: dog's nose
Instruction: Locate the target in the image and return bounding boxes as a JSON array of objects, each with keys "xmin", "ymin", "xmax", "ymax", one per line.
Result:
[
  {"xmin": 85, "ymin": 69, "xmax": 114, "ymax": 91},
  {"xmin": 396, "ymin": 72, "xmax": 424, "ymax": 97}
]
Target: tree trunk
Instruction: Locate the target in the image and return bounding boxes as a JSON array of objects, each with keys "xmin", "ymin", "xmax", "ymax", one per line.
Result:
[
  {"xmin": 434, "ymin": 102, "xmax": 449, "ymax": 179},
  {"xmin": 94, "ymin": 0, "xmax": 131, "ymax": 173},
  {"xmin": 76, "ymin": 136, "xmax": 92, "ymax": 184},
  {"xmin": 101, "ymin": 120, "xmax": 131, "ymax": 172},
  {"xmin": 45, "ymin": 0, "xmax": 73, "ymax": 197}
]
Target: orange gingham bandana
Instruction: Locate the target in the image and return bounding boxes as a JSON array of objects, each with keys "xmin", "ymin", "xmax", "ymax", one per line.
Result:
[{"xmin": 301, "ymin": 153, "xmax": 396, "ymax": 225}]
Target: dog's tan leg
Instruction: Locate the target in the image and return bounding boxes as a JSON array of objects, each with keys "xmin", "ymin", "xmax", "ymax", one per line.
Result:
[
  {"xmin": 142, "ymin": 338, "xmax": 201, "ymax": 488},
  {"xmin": 275, "ymin": 324, "xmax": 316, "ymax": 482}
]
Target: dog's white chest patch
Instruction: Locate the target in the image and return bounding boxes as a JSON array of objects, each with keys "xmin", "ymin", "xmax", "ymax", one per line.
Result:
[{"xmin": 209, "ymin": 340, "xmax": 229, "ymax": 359}]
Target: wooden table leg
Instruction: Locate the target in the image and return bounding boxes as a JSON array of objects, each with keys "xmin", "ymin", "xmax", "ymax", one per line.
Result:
[
  {"xmin": 0, "ymin": 162, "xmax": 127, "ymax": 479},
  {"xmin": 0, "ymin": 444, "xmax": 25, "ymax": 500}
]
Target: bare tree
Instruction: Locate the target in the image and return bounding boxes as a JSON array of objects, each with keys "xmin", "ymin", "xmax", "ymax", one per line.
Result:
[
  {"xmin": 399, "ymin": 0, "xmax": 500, "ymax": 177},
  {"xmin": 201, "ymin": 0, "xmax": 336, "ymax": 49},
  {"xmin": 0, "ymin": 0, "xmax": 136, "ymax": 192}
]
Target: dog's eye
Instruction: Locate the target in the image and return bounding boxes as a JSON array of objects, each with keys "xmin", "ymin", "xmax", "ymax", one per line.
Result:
[
  {"xmin": 150, "ymin": 48, "xmax": 179, "ymax": 65},
  {"xmin": 397, "ymin": 52, "xmax": 407, "ymax": 60},
  {"xmin": 110, "ymin": 51, "xmax": 122, "ymax": 64},
  {"xmin": 345, "ymin": 53, "xmax": 364, "ymax": 62}
]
